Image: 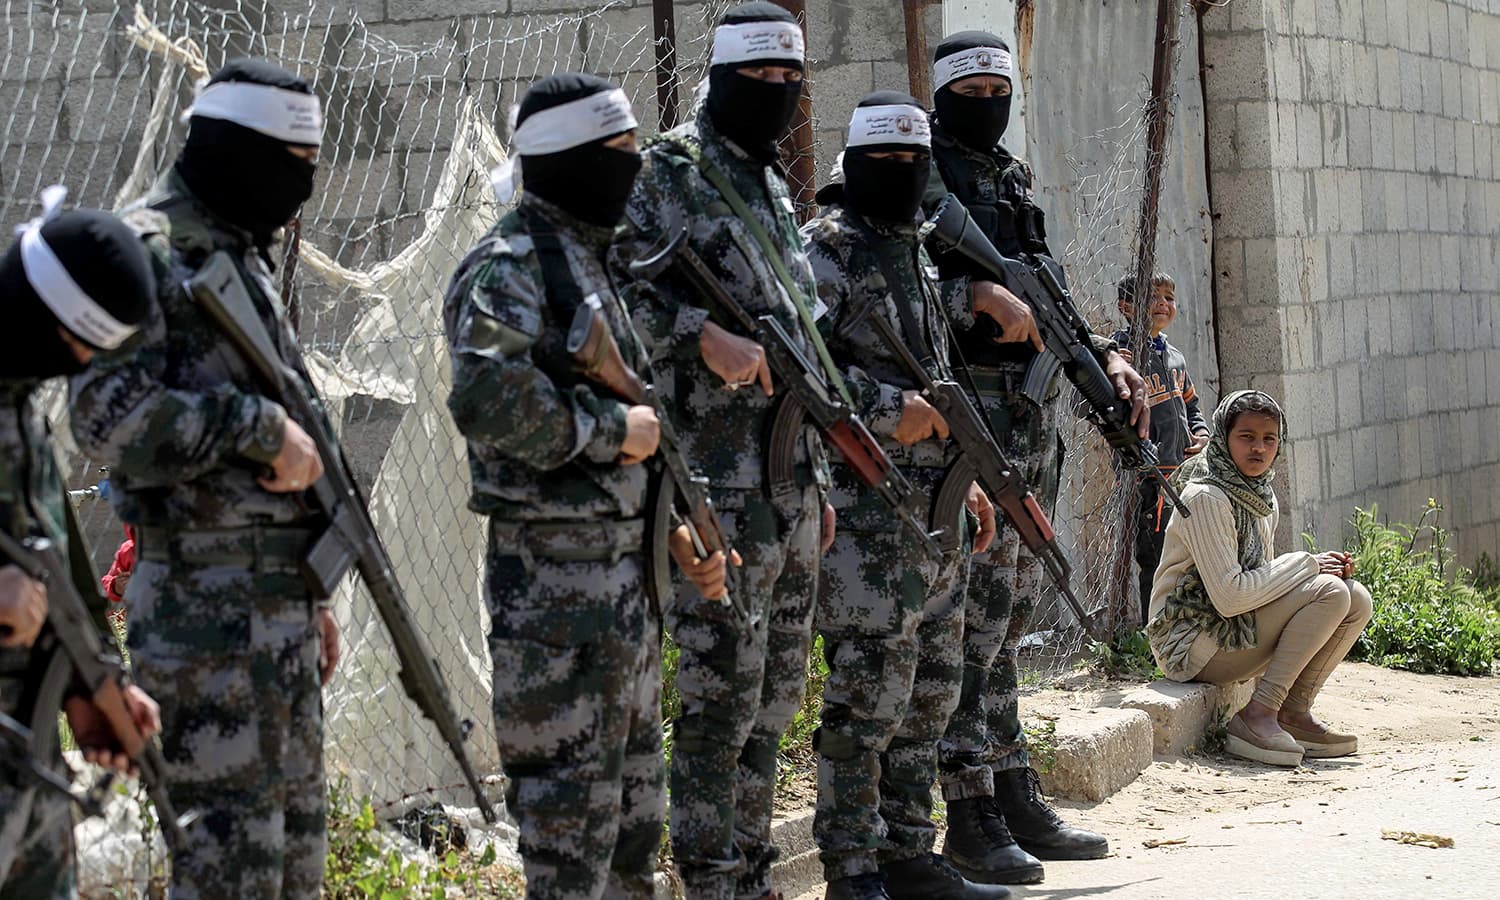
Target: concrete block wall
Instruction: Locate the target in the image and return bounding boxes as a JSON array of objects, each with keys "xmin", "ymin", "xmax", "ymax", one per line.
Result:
[{"xmin": 1202, "ymin": 0, "xmax": 1500, "ymax": 564}]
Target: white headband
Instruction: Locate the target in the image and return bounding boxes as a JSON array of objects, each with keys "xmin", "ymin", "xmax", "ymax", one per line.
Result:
[
  {"xmin": 512, "ymin": 88, "xmax": 637, "ymax": 156},
  {"xmin": 848, "ymin": 104, "xmax": 931, "ymax": 148},
  {"xmin": 711, "ymin": 21, "xmax": 805, "ymax": 67},
  {"xmin": 16, "ymin": 186, "xmax": 137, "ymax": 351},
  {"xmin": 187, "ymin": 81, "xmax": 323, "ymax": 145},
  {"xmin": 933, "ymin": 46, "xmax": 1014, "ymax": 91}
]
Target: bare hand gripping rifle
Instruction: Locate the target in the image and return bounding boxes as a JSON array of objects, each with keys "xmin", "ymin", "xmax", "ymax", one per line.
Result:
[
  {"xmin": 847, "ymin": 298, "xmax": 1108, "ymax": 640},
  {"xmin": 561, "ymin": 292, "xmax": 746, "ymax": 624},
  {"xmin": 186, "ymin": 252, "xmax": 497, "ymax": 822},
  {"xmin": 923, "ymin": 194, "xmax": 1189, "ymax": 517},
  {"xmin": 630, "ymin": 230, "xmax": 942, "ymax": 558},
  {"xmin": 0, "ymin": 529, "xmax": 194, "ymax": 849}
]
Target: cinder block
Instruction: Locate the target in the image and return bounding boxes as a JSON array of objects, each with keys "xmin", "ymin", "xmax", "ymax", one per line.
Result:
[
  {"xmin": 1118, "ymin": 680, "xmax": 1255, "ymax": 758},
  {"xmin": 1036, "ymin": 707, "xmax": 1153, "ymax": 803}
]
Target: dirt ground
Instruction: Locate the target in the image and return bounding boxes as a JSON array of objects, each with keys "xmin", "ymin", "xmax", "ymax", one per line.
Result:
[{"xmin": 793, "ymin": 662, "xmax": 1500, "ymax": 899}]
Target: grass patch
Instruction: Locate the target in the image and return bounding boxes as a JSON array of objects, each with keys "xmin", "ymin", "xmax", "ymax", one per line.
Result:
[
  {"xmin": 324, "ymin": 779, "xmax": 517, "ymax": 899},
  {"xmin": 1307, "ymin": 502, "xmax": 1500, "ymax": 677},
  {"xmin": 1088, "ymin": 628, "xmax": 1162, "ymax": 681},
  {"xmin": 1023, "ymin": 715, "xmax": 1059, "ymax": 775}
]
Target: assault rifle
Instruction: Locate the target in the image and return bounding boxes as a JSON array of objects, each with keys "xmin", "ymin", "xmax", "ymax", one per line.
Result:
[
  {"xmin": 850, "ymin": 304, "xmax": 1107, "ymax": 640},
  {"xmin": 561, "ymin": 296, "xmax": 745, "ymax": 623},
  {"xmin": 186, "ymin": 252, "xmax": 497, "ymax": 823},
  {"xmin": 923, "ymin": 194, "xmax": 1189, "ymax": 517},
  {"xmin": 0, "ymin": 529, "xmax": 193, "ymax": 848},
  {"xmin": 630, "ymin": 230, "xmax": 942, "ymax": 558}
]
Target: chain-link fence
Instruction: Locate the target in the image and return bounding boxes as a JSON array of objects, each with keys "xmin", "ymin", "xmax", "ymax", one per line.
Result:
[{"xmin": 1, "ymin": 1, "xmax": 1191, "ymax": 893}]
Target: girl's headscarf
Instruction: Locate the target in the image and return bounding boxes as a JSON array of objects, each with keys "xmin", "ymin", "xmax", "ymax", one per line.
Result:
[{"xmin": 1171, "ymin": 389, "xmax": 1286, "ymax": 520}]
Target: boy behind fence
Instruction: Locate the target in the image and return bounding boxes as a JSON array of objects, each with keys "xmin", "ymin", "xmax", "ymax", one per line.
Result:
[{"xmin": 1112, "ymin": 273, "xmax": 1210, "ymax": 625}]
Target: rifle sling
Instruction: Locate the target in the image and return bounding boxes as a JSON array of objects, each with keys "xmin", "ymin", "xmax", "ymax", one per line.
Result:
[{"xmin": 653, "ymin": 135, "xmax": 854, "ymax": 408}]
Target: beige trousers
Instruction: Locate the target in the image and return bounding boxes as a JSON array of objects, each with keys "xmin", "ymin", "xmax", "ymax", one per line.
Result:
[{"xmin": 1196, "ymin": 575, "xmax": 1373, "ymax": 712}]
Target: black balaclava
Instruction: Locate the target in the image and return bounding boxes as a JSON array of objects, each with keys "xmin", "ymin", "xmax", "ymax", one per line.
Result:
[
  {"xmin": 932, "ymin": 31, "xmax": 1014, "ymax": 152},
  {"xmin": 0, "ymin": 207, "xmax": 153, "ymax": 377},
  {"xmin": 841, "ymin": 91, "xmax": 931, "ymax": 225},
  {"xmin": 706, "ymin": 2, "xmax": 806, "ymax": 164},
  {"xmin": 175, "ymin": 58, "xmax": 320, "ymax": 248},
  {"xmin": 516, "ymin": 73, "xmax": 642, "ymax": 229}
]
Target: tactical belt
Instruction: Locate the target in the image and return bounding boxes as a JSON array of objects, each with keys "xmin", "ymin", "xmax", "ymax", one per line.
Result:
[
  {"xmin": 136, "ymin": 524, "xmax": 318, "ymax": 572},
  {"xmin": 487, "ymin": 518, "xmax": 644, "ymax": 563}
]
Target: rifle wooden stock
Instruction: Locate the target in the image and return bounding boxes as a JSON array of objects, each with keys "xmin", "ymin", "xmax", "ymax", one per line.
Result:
[
  {"xmin": 0, "ymin": 530, "xmax": 190, "ymax": 848},
  {"xmin": 186, "ymin": 251, "xmax": 498, "ymax": 823}
]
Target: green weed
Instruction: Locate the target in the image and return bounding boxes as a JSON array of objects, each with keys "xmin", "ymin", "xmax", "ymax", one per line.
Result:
[{"xmin": 1306, "ymin": 502, "xmax": 1500, "ymax": 677}]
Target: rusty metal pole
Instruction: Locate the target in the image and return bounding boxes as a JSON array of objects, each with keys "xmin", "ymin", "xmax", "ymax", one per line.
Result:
[
  {"xmin": 651, "ymin": 0, "xmax": 680, "ymax": 131},
  {"xmin": 1111, "ymin": 0, "xmax": 1184, "ymax": 634},
  {"xmin": 902, "ymin": 0, "xmax": 932, "ymax": 103},
  {"xmin": 770, "ymin": 0, "xmax": 817, "ymax": 221}
]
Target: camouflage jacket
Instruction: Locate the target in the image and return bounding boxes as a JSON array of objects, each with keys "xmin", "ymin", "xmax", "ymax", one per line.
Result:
[
  {"xmin": 69, "ymin": 171, "xmax": 320, "ymax": 531},
  {"xmin": 924, "ymin": 120, "xmax": 1051, "ymax": 369},
  {"xmin": 0, "ymin": 379, "xmax": 66, "ymax": 697},
  {"xmin": 444, "ymin": 195, "xmax": 647, "ymax": 521},
  {"xmin": 616, "ymin": 109, "xmax": 829, "ymax": 493},
  {"xmin": 802, "ymin": 204, "xmax": 958, "ymax": 473}
]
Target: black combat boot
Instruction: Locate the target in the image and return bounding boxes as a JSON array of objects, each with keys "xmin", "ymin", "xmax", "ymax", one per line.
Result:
[
  {"xmin": 942, "ymin": 796, "xmax": 1045, "ymax": 884},
  {"xmin": 880, "ymin": 853, "xmax": 1011, "ymax": 900},
  {"xmin": 824, "ymin": 873, "xmax": 891, "ymax": 900},
  {"xmin": 994, "ymin": 766, "xmax": 1110, "ymax": 860}
]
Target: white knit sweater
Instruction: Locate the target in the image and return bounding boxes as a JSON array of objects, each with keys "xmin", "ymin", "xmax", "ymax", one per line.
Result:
[{"xmin": 1148, "ymin": 481, "xmax": 1321, "ymax": 679}]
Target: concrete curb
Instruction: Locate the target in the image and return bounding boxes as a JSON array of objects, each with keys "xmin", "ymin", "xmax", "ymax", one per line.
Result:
[
  {"xmin": 1036, "ymin": 706, "xmax": 1156, "ymax": 802},
  {"xmin": 1119, "ymin": 679, "xmax": 1255, "ymax": 757}
]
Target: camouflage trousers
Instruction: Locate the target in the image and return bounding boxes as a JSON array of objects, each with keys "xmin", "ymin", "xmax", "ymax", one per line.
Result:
[
  {"xmin": 666, "ymin": 484, "xmax": 821, "ymax": 900},
  {"xmin": 486, "ymin": 522, "xmax": 664, "ymax": 900},
  {"xmin": 813, "ymin": 465, "xmax": 969, "ymax": 880},
  {"xmin": 1, "ymin": 656, "xmax": 75, "ymax": 900},
  {"xmin": 127, "ymin": 551, "xmax": 325, "ymax": 900},
  {"xmin": 940, "ymin": 377, "xmax": 1061, "ymax": 800}
]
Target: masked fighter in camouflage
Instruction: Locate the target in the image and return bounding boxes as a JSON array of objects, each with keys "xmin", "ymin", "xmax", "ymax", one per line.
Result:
[
  {"xmin": 616, "ymin": 4, "xmax": 838, "ymax": 898},
  {"xmin": 444, "ymin": 73, "xmax": 729, "ymax": 900},
  {"xmin": 0, "ymin": 195, "xmax": 160, "ymax": 899},
  {"xmin": 924, "ymin": 31, "xmax": 1142, "ymax": 883},
  {"xmin": 69, "ymin": 59, "xmax": 339, "ymax": 899},
  {"xmin": 802, "ymin": 93, "xmax": 1009, "ymax": 900}
]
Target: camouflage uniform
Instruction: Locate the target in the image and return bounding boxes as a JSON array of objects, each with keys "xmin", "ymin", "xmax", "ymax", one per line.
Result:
[
  {"xmin": 69, "ymin": 172, "xmax": 327, "ymax": 899},
  {"xmin": 924, "ymin": 126, "xmax": 1061, "ymax": 800},
  {"xmin": 801, "ymin": 206, "xmax": 973, "ymax": 879},
  {"xmin": 617, "ymin": 111, "xmax": 827, "ymax": 900},
  {"xmin": 444, "ymin": 194, "xmax": 663, "ymax": 900},
  {"xmin": 0, "ymin": 380, "xmax": 75, "ymax": 900}
]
